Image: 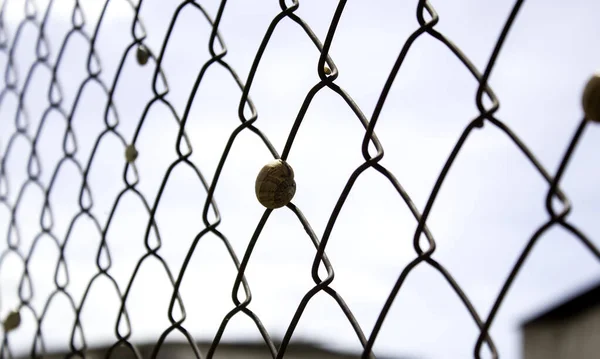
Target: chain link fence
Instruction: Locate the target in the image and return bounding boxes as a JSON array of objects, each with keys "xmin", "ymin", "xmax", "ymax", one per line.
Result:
[{"xmin": 0, "ymin": 0, "xmax": 599, "ymax": 358}]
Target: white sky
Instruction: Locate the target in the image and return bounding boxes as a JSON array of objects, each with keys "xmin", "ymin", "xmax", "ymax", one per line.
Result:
[{"xmin": 1, "ymin": 0, "xmax": 600, "ymax": 358}]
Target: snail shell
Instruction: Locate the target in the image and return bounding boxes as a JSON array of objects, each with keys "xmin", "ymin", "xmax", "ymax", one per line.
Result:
[
  {"xmin": 583, "ymin": 72, "xmax": 600, "ymax": 123},
  {"xmin": 3, "ymin": 310, "xmax": 20, "ymax": 332},
  {"xmin": 255, "ymin": 159, "xmax": 296, "ymax": 209},
  {"xmin": 136, "ymin": 44, "xmax": 150, "ymax": 66},
  {"xmin": 125, "ymin": 144, "xmax": 138, "ymax": 163}
]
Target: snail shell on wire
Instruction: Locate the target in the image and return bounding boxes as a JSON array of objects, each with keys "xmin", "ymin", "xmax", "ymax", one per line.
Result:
[
  {"xmin": 255, "ymin": 159, "xmax": 296, "ymax": 209},
  {"xmin": 3, "ymin": 310, "xmax": 20, "ymax": 332},
  {"xmin": 582, "ymin": 72, "xmax": 600, "ymax": 123},
  {"xmin": 125, "ymin": 144, "xmax": 138, "ymax": 163},
  {"xmin": 136, "ymin": 44, "xmax": 150, "ymax": 66}
]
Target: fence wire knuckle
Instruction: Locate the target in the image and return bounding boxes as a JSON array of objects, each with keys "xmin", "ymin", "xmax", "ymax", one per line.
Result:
[{"xmin": 0, "ymin": 0, "xmax": 598, "ymax": 358}]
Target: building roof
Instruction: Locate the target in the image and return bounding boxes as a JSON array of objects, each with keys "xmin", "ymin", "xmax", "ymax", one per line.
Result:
[{"xmin": 521, "ymin": 279, "xmax": 600, "ymax": 327}]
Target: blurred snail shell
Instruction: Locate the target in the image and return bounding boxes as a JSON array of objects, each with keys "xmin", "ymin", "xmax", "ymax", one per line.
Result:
[
  {"xmin": 136, "ymin": 44, "xmax": 150, "ymax": 66},
  {"xmin": 125, "ymin": 144, "xmax": 138, "ymax": 163},
  {"xmin": 255, "ymin": 159, "xmax": 296, "ymax": 209},
  {"xmin": 3, "ymin": 310, "xmax": 20, "ymax": 332},
  {"xmin": 582, "ymin": 72, "xmax": 600, "ymax": 123}
]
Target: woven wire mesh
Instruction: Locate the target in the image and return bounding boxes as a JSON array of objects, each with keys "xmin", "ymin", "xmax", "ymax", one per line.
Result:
[{"xmin": 0, "ymin": 0, "xmax": 599, "ymax": 358}]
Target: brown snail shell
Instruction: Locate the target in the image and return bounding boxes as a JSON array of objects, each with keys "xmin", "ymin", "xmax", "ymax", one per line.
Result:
[
  {"xmin": 255, "ymin": 159, "xmax": 296, "ymax": 209},
  {"xmin": 136, "ymin": 44, "xmax": 150, "ymax": 66},
  {"xmin": 583, "ymin": 72, "xmax": 600, "ymax": 123},
  {"xmin": 125, "ymin": 144, "xmax": 138, "ymax": 163},
  {"xmin": 3, "ymin": 310, "xmax": 20, "ymax": 332}
]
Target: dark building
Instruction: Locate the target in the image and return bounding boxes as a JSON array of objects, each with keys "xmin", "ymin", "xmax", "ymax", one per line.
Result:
[{"xmin": 521, "ymin": 280, "xmax": 600, "ymax": 359}]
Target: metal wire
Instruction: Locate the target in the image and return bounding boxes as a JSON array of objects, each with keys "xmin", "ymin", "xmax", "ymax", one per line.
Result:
[{"xmin": 0, "ymin": 0, "xmax": 598, "ymax": 358}]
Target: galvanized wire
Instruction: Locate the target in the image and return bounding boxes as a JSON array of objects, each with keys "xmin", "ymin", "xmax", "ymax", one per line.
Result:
[{"xmin": 0, "ymin": 0, "xmax": 598, "ymax": 358}]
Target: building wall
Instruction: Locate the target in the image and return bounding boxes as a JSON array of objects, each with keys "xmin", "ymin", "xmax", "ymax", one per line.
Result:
[{"xmin": 523, "ymin": 304, "xmax": 600, "ymax": 359}]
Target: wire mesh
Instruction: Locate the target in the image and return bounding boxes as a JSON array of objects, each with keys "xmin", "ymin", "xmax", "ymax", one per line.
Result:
[{"xmin": 0, "ymin": 0, "xmax": 599, "ymax": 358}]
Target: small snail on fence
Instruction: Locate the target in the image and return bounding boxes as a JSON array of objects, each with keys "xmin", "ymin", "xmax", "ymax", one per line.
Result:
[
  {"xmin": 136, "ymin": 44, "xmax": 150, "ymax": 66},
  {"xmin": 582, "ymin": 72, "xmax": 600, "ymax": 123},
  {"xmin": 255, "ymin": 159, "xmax": 296, "ymax": 209},
  {"xmin": 3, "ymin": 310, "xmax": 20, "ymax": 332},
  {"xmin": 125, "ymin": 144, "xmax": 138, "ymax": 163}
]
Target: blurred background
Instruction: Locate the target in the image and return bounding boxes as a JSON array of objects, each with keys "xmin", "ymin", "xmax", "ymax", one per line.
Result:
[{"xmin": 1, "ymin": 0, "xmax": 600, "ymax": 358}]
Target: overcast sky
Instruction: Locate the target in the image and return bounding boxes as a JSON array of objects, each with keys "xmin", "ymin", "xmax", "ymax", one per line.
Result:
[{"xmin": 1, "ymin": 1, "xmax": 600, "ymax": 358}]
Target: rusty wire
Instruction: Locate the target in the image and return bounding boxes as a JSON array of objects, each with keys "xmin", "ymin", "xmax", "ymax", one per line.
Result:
[{"xmin": 0, "ymin": 0, "xmax": 598, "ymax": 358}]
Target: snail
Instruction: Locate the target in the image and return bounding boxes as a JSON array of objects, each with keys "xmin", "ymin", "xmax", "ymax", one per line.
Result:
[
  {"xmin": 3, "ymin": 310, "xmax": 20, "ymax": 332},
  {"xmin": 136, "ymin": 44, "xmax": 150, "ymax": 66},
  {"xmin": 125, "ymin": 144, "xmax": 138, "ymax": 163},
  {"xmin": 255, "ymin": 159, "xmax": 296, "ymax": 209},
  {"xmin": 582, "ymin": 72, "xmax": 600, "ymax": 123}
]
